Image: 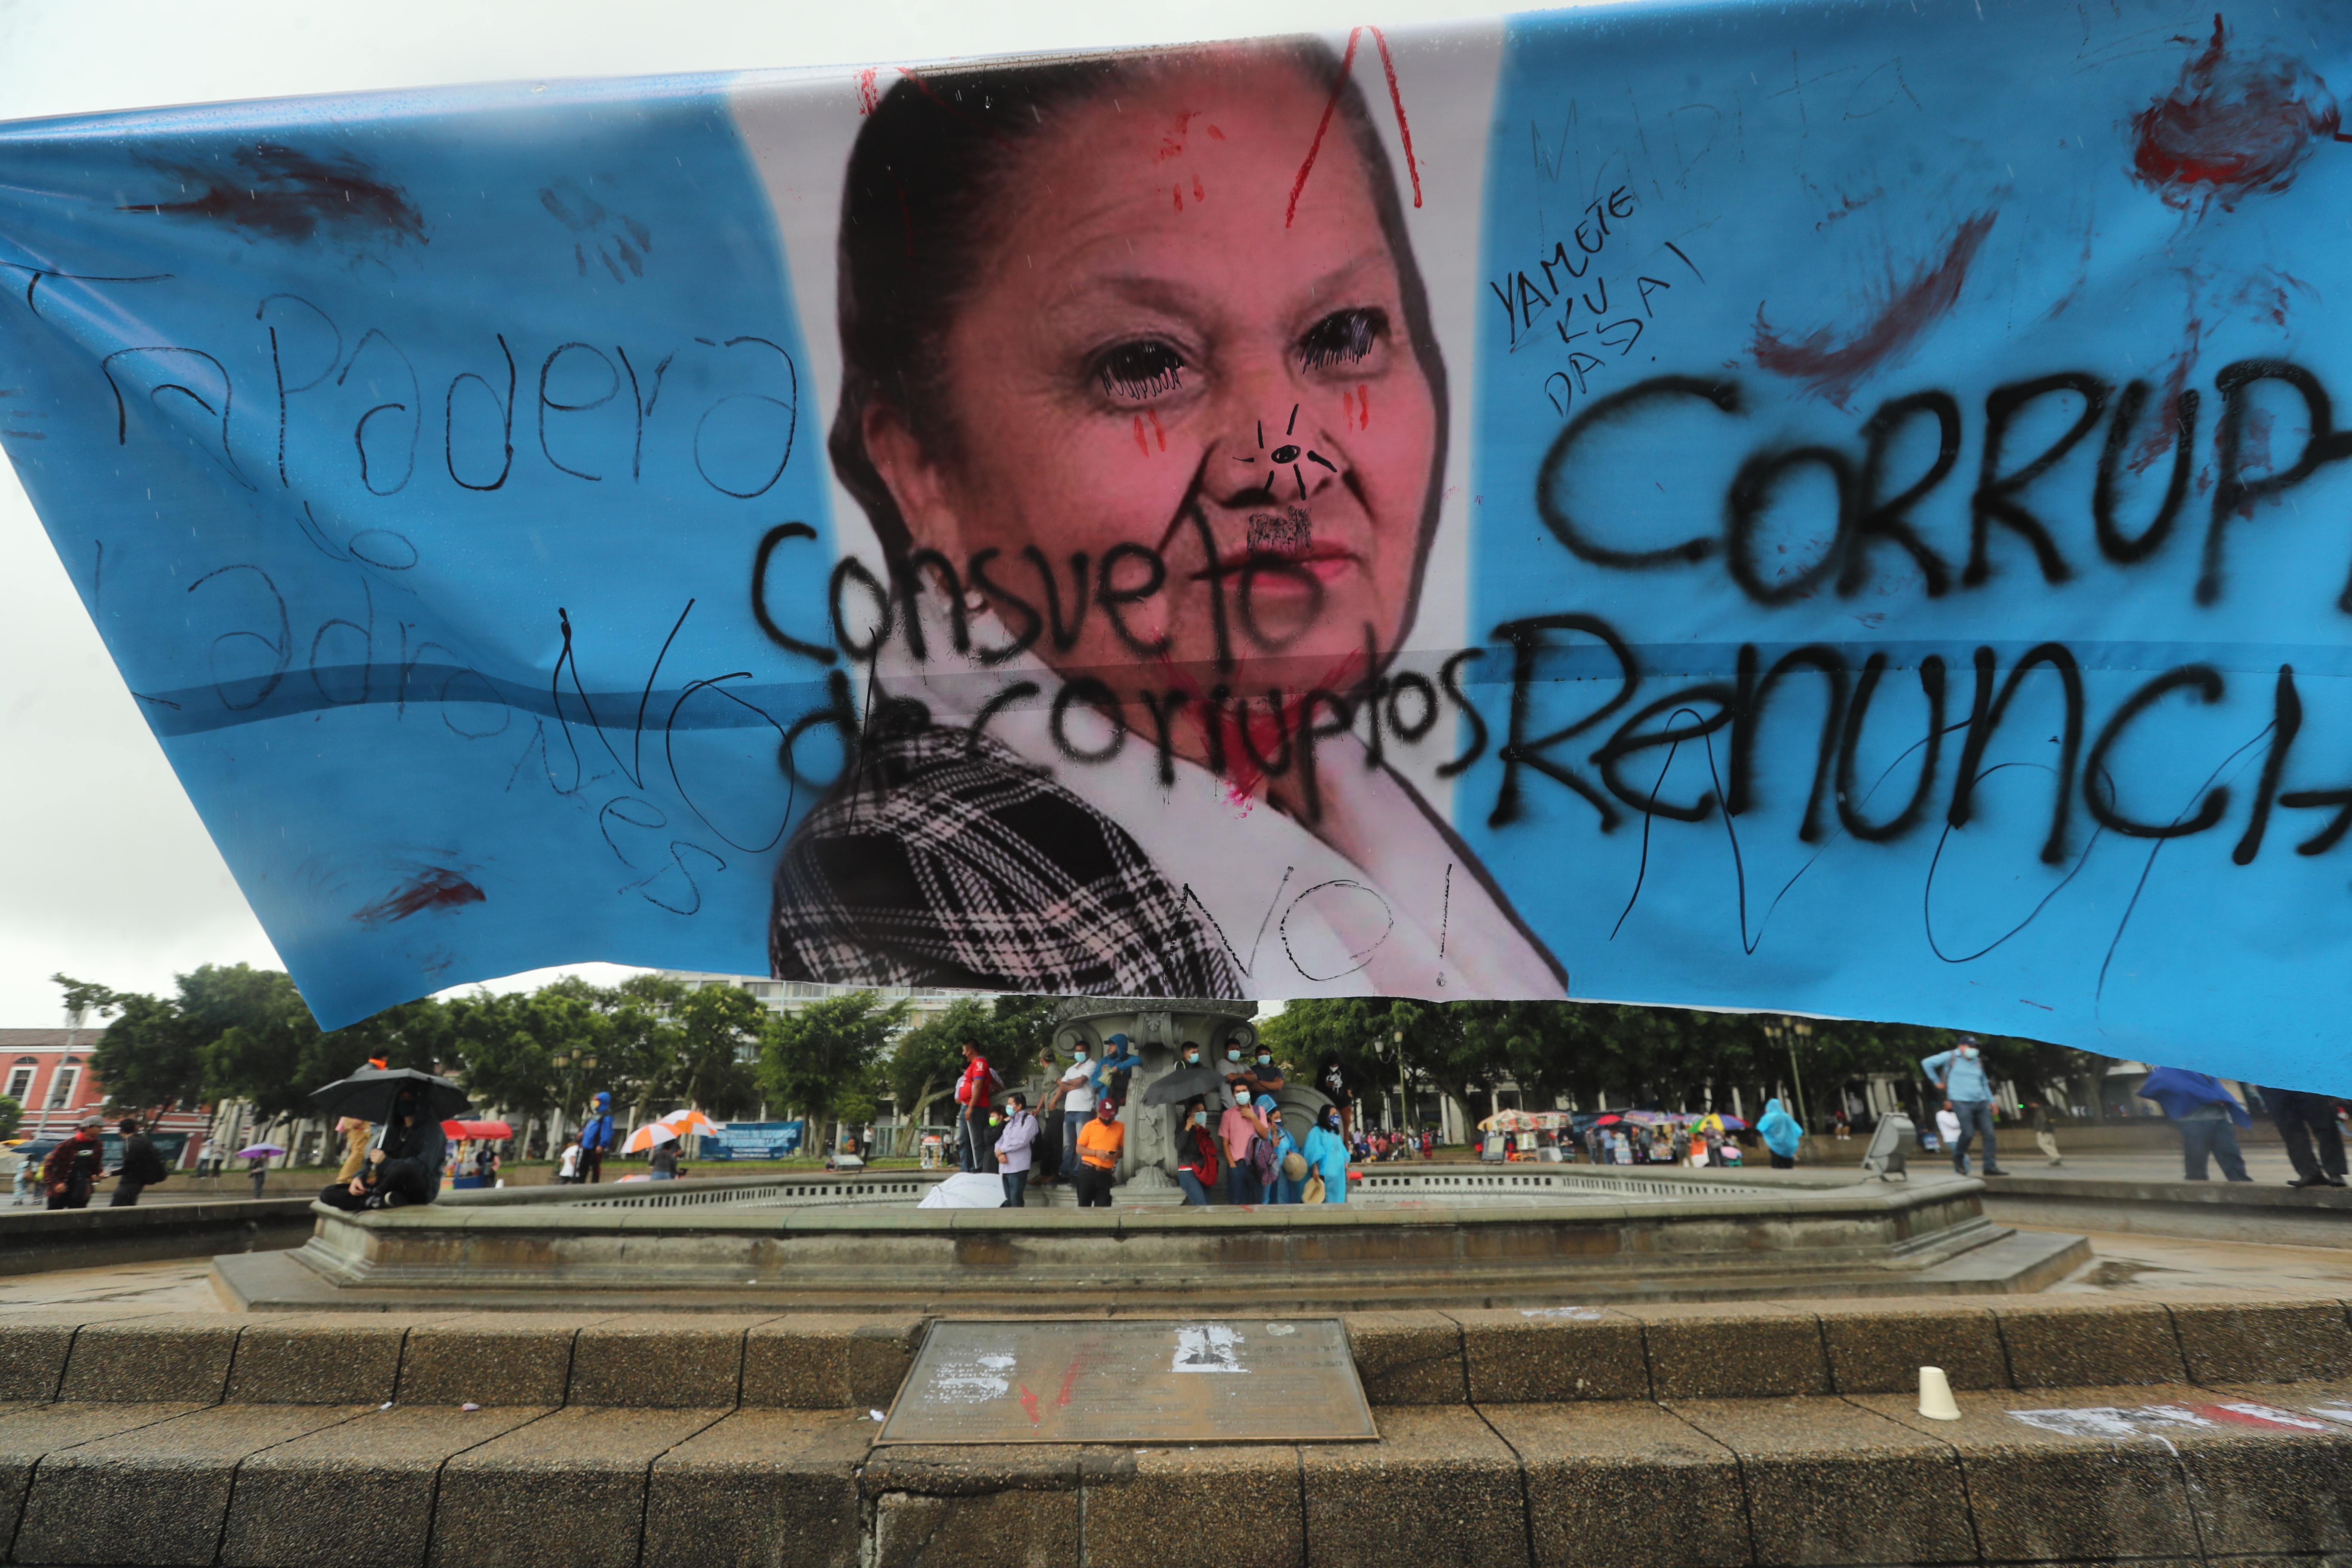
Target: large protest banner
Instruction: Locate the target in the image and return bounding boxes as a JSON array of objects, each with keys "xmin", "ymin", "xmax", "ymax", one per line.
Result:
[{"xmin": 2, "ymin": 0, "xmax": 2348, "ymax": 1089}]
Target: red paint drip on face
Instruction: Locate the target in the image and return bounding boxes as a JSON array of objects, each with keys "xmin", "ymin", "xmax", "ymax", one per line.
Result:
[
  {"xmin": 1357, "ymin": 382, "xmax": 1370, "ymax": 429},
  {"xmin": 1367, "ymin": 26, "xmax": 1423, "ymax": 210},
  {"xmin": 1751, "ymin": 211, "xmax": 1997, "ymax": 407},
  {"xmin": 1145, "ymin": 407, "xmax": 1167, "ymax": 452},
  {"xmin": 2129, "ymin": 14, "xmax": 2340, "ymax": 211},
  {"xmin": 1133, "ymin": 415, "xmax": 1149, "ymax": 456}
]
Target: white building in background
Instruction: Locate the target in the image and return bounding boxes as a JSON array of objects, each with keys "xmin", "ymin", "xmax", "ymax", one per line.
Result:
[{"xmin": 657, "ymin": 972, "xmax": 987, "ymax": 1031}]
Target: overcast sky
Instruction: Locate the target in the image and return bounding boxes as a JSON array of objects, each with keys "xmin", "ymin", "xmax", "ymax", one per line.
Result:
[{"xmin": 0, "ymin": 0, "xmax": 1596, "ymax": 1025}]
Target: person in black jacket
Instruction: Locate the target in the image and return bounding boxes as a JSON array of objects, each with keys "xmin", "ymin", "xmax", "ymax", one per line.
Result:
[
  {"xmin": 108, "ymin": 1117, "xmax": 169, "ymax": 1207},
  {"xmin": 316, "ymin": 1087, "xmax": 447, "ymax": 1210}
]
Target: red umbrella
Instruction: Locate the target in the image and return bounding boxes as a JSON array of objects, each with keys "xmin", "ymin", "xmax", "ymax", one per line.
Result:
[
  {"xmin": 442, "ymin": 1119, "xmax": 512, "ymax": 1140},
  {"xmin": 1588, "ymin": 1114, "xmax": 1623, "ymax": 1127}
]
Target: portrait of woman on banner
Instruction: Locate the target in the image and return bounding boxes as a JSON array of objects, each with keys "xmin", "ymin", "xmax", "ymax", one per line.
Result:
[{"xmin": 767, "ymin": 37, "xmax": 1566, "ymax": 1001}]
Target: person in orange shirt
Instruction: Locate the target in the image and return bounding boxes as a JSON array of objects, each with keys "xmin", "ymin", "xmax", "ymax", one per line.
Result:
[{"xmin": 1073, "ymin": 1099, "xmax": 1124, "ymax": 1209}]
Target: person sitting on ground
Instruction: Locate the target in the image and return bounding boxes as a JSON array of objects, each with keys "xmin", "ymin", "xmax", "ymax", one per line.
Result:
[
  {"xmin": 317, "ymin": 1086, "xmax": 447, "ymax": 1210},
  {"xmin": 1072, "ymin": 1098, "xmax": 1124, "ymax": 1208},
  {"xmin": 1219, "ymin": 1083, "xmax": 1269, "ymax": 1204},
  {"xmin": 42, "ymin": 1116, "xmax": 105, "ymax": 1210},
  {"xmin": 1302, "ymin": 1106, "xmax": 1350, "ymax": 1203},
  {"xmin": 994, "ymin": 1091, "xmax": 1038, "ymax": 1207},
  {"xmin": 1173, "ymin": 1097, "xmax": 1220, "ymax": 1206},
  {"xmin": 1261, "ymin": 1097, "xmax": 1304, "ymax": 1203}
]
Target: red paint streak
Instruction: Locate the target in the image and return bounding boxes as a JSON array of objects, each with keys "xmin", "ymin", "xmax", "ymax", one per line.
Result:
[
  {"xmin": 2131, "ymin": 341, "xmax": 2200, "ymax": 475},
  {"xmin": 1752, "ymin": 211, "xmax": 1997, "ymax": 407},
  {"xmin": 1286, "ymin": 28, "xmax": 1364, "ymax": 229},
  {"xmin": 1145, "ymin": 407, "xmax": 1167, "ymax": 451},
  {"xmin": 1342, "ymin": 390, "xmax": 1354, "ymax": 427},
  {"xmin": 1055, "ymin": 1352, "xmax": 1087, "ymax": 1406},
  {"xmin": 1207, "ymin": 124, "xmax": 1226, "ymax": 141},
  {"xmin": 855, "ymin": 68, "xmax": 879, "ymax": 115},
  {"xmin": 1192, "ymin": 174, "xmax": 1205, "ymax": 203},
  {"xmin": 354, "ymin": 867, "xmax": 485, "ymax": 926},
  {"xmin": 2129, "ymin": 15, "xmax": 2340, "ymax": 211},
  {"xmin": 1133, "ymin": 415, "xmax": 1149, "ymax": 456},
  {"xmin": 1018, "ymin": 1384, "xmax": 1040, "ymax": 1425},
  {"xmin": 1367, "ymin": 27, "xmax": 1423, "ymax": 210},
  {"xmin": 1356, "ymin": 382, "xmax": 1369, "ymax": 428}
]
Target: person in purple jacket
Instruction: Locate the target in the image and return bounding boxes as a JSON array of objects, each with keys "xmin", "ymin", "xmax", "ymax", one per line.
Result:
[{"xmin": 993, "ymin": 1092, "xmax": 1039, "ymax": 1208}]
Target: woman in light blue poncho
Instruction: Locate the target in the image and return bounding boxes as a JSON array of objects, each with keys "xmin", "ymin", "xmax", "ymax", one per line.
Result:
[
  {"xmin": 1301, "ymin": 1105, "xmax": 1351, "ymax": 1203},
  {"xmin": 1757, "ymin": 1098, "xmax": 1803, "ymax": 1170}
]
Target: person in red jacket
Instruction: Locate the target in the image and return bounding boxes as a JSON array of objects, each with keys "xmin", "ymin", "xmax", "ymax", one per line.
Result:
[
  {"xmin": 42, "ymin": 1117, "xmax": 105, "ymax": 1210},
  {"xmin": 953, "ymin": 1040, "xmax": 1000, "ymax": 1173}
]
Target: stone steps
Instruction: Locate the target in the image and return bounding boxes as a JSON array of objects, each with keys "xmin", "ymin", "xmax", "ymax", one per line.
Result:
[{"xmin": 0, "ymin": 1293, "xmax": 2347, "ymax": 1563}]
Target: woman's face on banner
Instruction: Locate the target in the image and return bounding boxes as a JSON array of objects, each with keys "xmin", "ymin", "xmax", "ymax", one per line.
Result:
[{"xmin": 891, "ymin": 55, "xmax": 1438, "ymax": 695}]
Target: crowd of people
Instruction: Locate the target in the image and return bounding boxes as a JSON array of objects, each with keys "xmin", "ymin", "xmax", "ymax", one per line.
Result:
[{"xmin": 955, "ymin": 1034, "xmax": 1361, "ymax": 1207}]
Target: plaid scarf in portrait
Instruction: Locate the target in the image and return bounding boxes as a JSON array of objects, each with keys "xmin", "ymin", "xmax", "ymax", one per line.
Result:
[{"xmin": 768, "ymin": 723, "xmax": 1243, "ymax": 998}]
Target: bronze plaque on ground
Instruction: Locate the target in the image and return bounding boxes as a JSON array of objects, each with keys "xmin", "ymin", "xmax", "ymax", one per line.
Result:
[{"xmin": 876, "ymin": 1318, "xmax": 1376, "ymax": 1444}]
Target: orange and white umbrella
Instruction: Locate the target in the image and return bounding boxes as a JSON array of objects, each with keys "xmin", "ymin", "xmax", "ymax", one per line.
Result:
[
  {"xmin": 661, "ymin": 1109, "xmax": 720, "ymax": 1138},
  {"xmin": 622, "ymin": 1122, "xmax": 679, "ymax": 1154}
]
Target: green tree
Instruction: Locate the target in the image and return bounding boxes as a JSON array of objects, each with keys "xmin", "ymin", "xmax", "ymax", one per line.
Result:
[
  {"xmin": 77, "ymin": 983, "xmax": 207, "ymax": 1125},
  {"xmin": 759, "ymin": 990, "xmax": 910, "ymax": 1152},
  {"xmin": 0, "ymin": 1097, "xmax": 21, "ymax": 1141},
  {"xmin": 659, "ymin": 984, "xmax": 764, "ymax": 1115}
]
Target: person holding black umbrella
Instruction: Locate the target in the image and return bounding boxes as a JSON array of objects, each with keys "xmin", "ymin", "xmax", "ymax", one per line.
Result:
[
  {"xmin": 309, "ymin": 1065, "xmax": 468, "ymax": 1210},
  {"xmin": 317, "ymin": 1083, "xmax": 447, "ymax": 1209}
]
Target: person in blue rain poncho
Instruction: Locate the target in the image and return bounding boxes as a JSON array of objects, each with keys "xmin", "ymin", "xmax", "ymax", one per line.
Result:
[
  {"xmin": 1260, "ymin": 1095, "xmax": 1304, "ymax": 1204},
  {"xmin": 1302, "ymin": 1105, "xmax": 1351, "ymax": 1202},
  {"xmin": 2138, "ymin": 1067, "xmax": 2254, "ymax": 1183},
  {"xmin": 1757, "ymin": 1099, "xmax": 1803, "ymax": 1169}
]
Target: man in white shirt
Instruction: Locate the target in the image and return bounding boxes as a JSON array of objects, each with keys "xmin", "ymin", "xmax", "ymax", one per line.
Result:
[
  {"xmin": 557, "ymin": 1141, "xmax": 582, "ymax": 1184},
  {"xmin": 1056, "ymin": 1047, "xmax": 1097, "ymax": 1180}
]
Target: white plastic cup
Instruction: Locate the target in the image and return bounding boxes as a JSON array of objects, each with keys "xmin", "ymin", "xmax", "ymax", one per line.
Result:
[{"xmin": 1918, "ymin": 1365, "xmax": 1961, "ymax": 1421}]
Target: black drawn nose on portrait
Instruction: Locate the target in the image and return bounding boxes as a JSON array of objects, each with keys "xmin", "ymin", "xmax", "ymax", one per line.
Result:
[{"xmin": 1233, "ymin": 403, "xmax": 1337, "ymax": 501}]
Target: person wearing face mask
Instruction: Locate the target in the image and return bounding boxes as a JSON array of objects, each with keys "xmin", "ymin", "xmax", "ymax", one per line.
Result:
[
  {"xmin": 1054, "ymin": 1041, "xmax": 1100, "ymax": 1182},
  {"xmin": 994, "ymin": 1092, "xmax": 1038, "ymax": 1207},
  {"xmin": 1920, "ymin": 1036, "xmax": 2007, "ymax": 1177},
  {"xmin": 1173, "ymin": 1097, "xmax": 1221, "ymax": 1206},
  {"xmin": 1259, "ymin": 1096, "xmax": 1305, "ymax": 1203},
  {"xmin": 1218, "ymin": 1084, "xmax": 1270, "ymax": 1204},
  {"xmin": 1240, "ymin": 1042, "xmax": 1285, "ymax": 1096},
  {"xmin": 1072, "ymin": 1098, "xmax": 1125, "ymax": 1208},
  {"xmin": 1302, "ymin": 1106, "xmax": 1351, "ymax": 1203}
]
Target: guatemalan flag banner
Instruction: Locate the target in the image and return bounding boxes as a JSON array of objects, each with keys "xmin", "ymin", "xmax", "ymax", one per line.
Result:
[{"xmin": 3, "ymin": 0, "xmax": 2350, "ymax": 1091}]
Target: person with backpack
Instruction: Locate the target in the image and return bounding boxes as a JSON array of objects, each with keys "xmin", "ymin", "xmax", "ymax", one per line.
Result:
[
  {"xmin": 1218, "ymin": 1083, "xmax": 1269, "ymax": 1204},
  {"xmin": 108, "ymin": 1116, "xmax": 170, "ymax": 1207}
]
